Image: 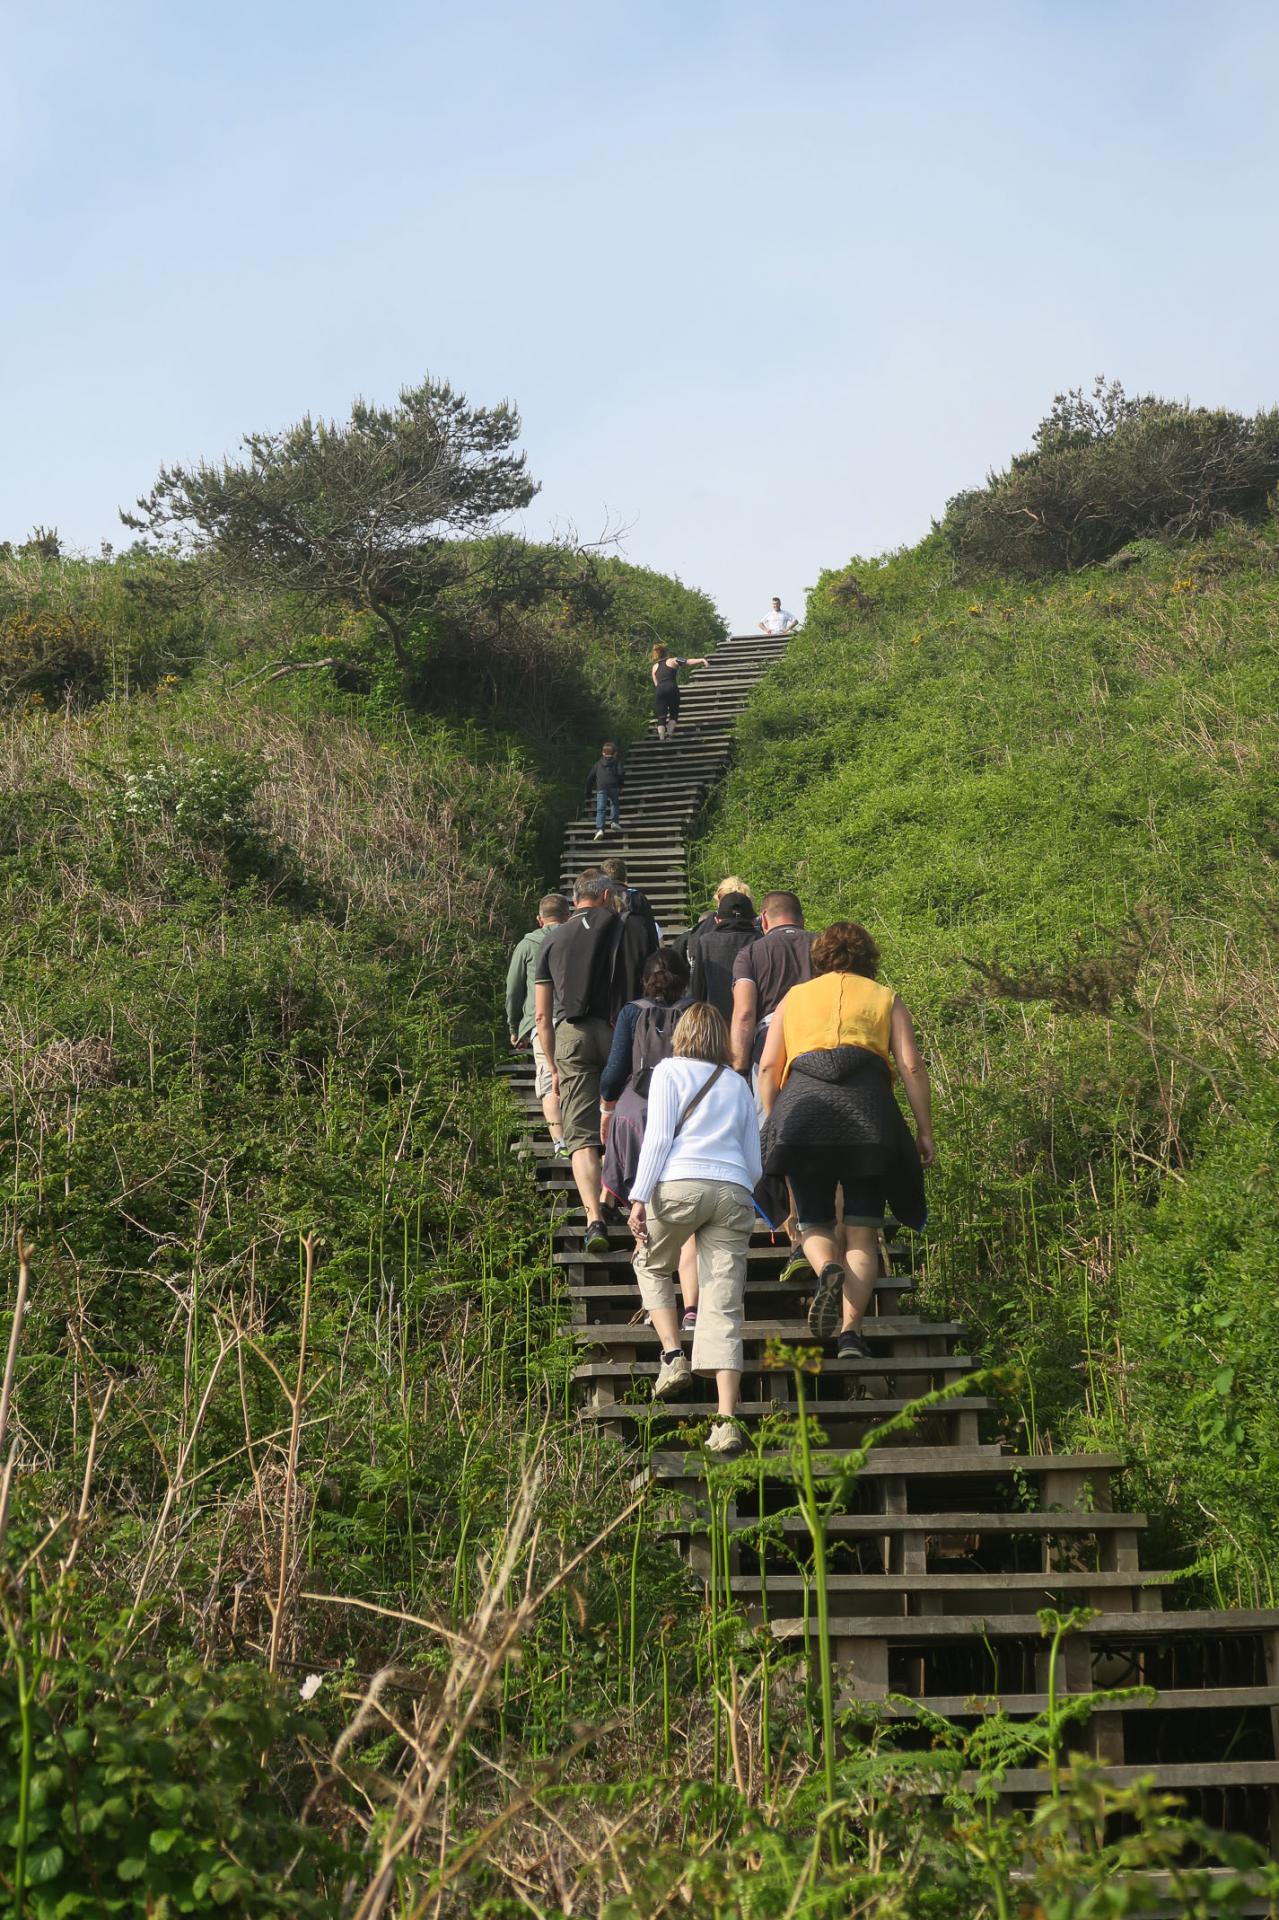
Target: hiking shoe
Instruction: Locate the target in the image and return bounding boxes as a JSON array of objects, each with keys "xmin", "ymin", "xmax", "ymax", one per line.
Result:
[
  {"xmin": 704, "ymin": 1419, "xmax": 744, "ymax": 1457},
  {"xmin": 779, "ymin": 1240, "xmax": 809, "ymax": 1284},
  {"xmin": 807, "ymin": 1261, "xmax": 844, "ymax": 1341},
  {"xmin": 653, "ymin": 1351, "xmax": 692, "ymax": 1400},
  {"xmin": 681, "ymin": 1307, "xmax": 698, "ymax": 1335},
  {"xmin": 837, "ymin": 1328, "xmax": 873, "ymax": 1360},
  {"xmin": 583, "ymin": 1219, "xmax": 610, "ymax": 1254}
]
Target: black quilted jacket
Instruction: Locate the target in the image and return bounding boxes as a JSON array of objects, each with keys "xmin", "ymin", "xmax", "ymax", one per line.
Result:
[{"xmin": 760, "ymin": 1044, "xmax": 926, "ymax": 1229}]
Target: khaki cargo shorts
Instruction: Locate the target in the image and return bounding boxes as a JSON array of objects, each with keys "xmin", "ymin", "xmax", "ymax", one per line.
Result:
[{"xmin": 554, "ymin": 1016, "xmax": 612, "ymax": 1153}]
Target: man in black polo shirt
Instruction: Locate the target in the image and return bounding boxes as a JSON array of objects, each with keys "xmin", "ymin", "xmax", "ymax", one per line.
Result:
[
  {"xmin": 729, "ymin": 889, "xmax": 816, "ymax": 1272},
  {"xmin": 533, "ymin": 869, "xmax": 618, "ymax": 1251},
  {"xmin": 729, "ymin": 890, "xmax": 816, "ymax": 1078}
]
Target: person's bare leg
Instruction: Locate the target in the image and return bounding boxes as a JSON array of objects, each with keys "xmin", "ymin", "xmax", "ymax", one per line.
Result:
[
  {"xmin": 572, "ymin": 1146, "xmax": 603, "ymax": 1220},
  {"xmin": 541, "ymin": 1090, "xmax": 562, "ymax": 1145},
  {"xmin": 715, "ymin": 1368, "xmax": 741, "ymax": 1418},
  {"xmin": 841, "ymin": 1226, "xmax": 879, "ymax": 1330},
  {"xmin": 650, "ymin": 1304, "xmax": 682, "ymax": 1352},
  {"xmin": 678, "ymin": 1235, "xmax": 699, "ymax": 1311},
  {"xmin": 800, "ymin": 1227, "xmax": 841, "ymax": 1278}
]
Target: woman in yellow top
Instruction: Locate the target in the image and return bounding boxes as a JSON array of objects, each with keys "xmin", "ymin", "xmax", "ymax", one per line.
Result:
[{"xmin": 757, "ymin": 922, "xmax": 935, "ymax": 1356}]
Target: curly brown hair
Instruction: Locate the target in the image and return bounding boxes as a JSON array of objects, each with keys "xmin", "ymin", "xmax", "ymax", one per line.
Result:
[
  {"xmin": 811, "ymin": 921, "xmax": 880, "ymax": 979},
  {"xmin": 642, "ymin": 947, "xmax": 690, "ymax": 1004}
]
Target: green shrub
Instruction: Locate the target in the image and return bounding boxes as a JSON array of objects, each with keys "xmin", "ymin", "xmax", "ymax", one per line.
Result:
[
  {"xmin": 0, "ymin": 1660, "xmax": 341, "ymax": 1916},
  {"xmin": 944, "ymin": 377, "xmax": 1279, "ymax": 576},
  {"xmin": 1120, "ymin": 1086, "xmax": 1279, "ymax": 1600}
]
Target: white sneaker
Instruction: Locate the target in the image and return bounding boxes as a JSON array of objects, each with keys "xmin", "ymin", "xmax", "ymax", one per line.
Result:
[
  {"xmin": 593, "ymin": 829, "xmax": 604, "ymax": 841},
  {"xmin": 704, "ymin": 1418, "xmax": 744, "ymax": 1457},
  {"xmin": 653, "ymin": 1351, "xmax": 692, "ymax": 1401}
]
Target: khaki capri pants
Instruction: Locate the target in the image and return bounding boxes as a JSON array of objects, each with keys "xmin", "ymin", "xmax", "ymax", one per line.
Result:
[
  {"xmin": 531, "ymin": 1029, "xmax": 554, "ymax": 1101},
  {"xmin": 632, "ymin": 1178, "xmax": 755, "ymax": 1373}
]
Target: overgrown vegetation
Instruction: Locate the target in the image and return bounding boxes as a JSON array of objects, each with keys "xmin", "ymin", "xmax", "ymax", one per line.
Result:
[
  {"xmin": 698, "ymin": 497, "xmax": 1279, "ymax": 1603},
  {"xmin": 5, "ymin": 376, "xmax": 1279, "ymax": 1915}
]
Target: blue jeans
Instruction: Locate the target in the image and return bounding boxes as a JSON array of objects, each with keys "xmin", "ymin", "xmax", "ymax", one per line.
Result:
[{"xmin": 595, "ymin": 791, "xmax": 620, "ymax": 830}]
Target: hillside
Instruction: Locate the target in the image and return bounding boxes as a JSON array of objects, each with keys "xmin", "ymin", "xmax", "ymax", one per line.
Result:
[
  {"xmin": 0, "ymin": 549, "xmax": 726, "ymax": 1916},
  {"xmin": 696, "ymin": 520, "xmax": 1279, "ymax": 1594}
]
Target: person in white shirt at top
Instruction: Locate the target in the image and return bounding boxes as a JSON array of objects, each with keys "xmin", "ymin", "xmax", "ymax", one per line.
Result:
[
  {"xmin": 628, "ymin": 1003, "xmax": 762, "ymax": 1455},
  {"xmin": 759, "ymin": 596, "xmax": 799, "ymax": 635}
]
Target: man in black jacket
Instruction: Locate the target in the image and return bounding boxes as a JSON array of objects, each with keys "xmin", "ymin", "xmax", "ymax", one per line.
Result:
[
  {"xmin": 604, "ymin": 874, "xmax": 659, "ymax": 1020},
  {"xmin": 689, "ymin": 891, "xmax": 757, "ymax": 1019},
  {"xmin": 600, "ymin": 857, "xmax": 660, "ymax": 940}
]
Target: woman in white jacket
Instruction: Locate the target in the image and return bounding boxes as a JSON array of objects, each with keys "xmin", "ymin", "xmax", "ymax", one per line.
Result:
[{"xmin": 628, "ymin": 1002, "xmax": 762, "ymax": 1455}]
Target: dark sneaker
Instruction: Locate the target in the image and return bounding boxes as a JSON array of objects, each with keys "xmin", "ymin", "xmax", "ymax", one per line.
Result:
[
  {"xmin": 779, "ymin": 1240, "xmax": 809, "ymax": 1284},
  {"xmin": 806, "ymin": 1261, "xmax": 844, "ymax": 1341},
  {"xmin": 837, "ymin": 1328, "xmax": 873, "ymax": 1360},
  {"xmin": 584, "ymin": 1219, "xmax": 609, "ymax": 1254}
]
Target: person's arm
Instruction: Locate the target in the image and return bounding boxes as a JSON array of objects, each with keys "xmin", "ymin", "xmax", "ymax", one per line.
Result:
[
  {"xmin": 890, "ymin": 996, "xmax": 935, "ymax": 1167},
  {"xmin": 729, "ymin": 977, "xmax": 758, "ymax": 1074},
  {"xmin": 686, "ymin": 656, "xmax": 709, "ymax": 667},
  {"xmin": 740, "ymin": 1081, "xmax": 763, "ymax": 1190},
  {"xmin": 757, "ymin": 620, "xmax": 769, "ymax": 633},
  {"xmin": 600, "ymin": 1005, "xmax": 636, "ymax": 1106},
  {"xmin": 757, "ymin": 1008, "xmax": 788, "ymax": 1116},
  {"xmin": 628, "ymin": 1062, "xmax": 679, "ymax": 1237},
  {"xmin": 584, "ymin": 761, "xmax": 598, "ymax": 797},
  {"xmin": 504, "ymin": 939, "xmax": 527, "ymax": 1042},
  {"xmin": 534, "ymin": 980, "xmax": 557, "ymax": 1094}
]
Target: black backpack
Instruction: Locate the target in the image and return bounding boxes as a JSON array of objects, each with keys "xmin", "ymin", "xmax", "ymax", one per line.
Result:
[{"xmin": 629, "ymin": 997, "xmax": 689, "ymax": 1096}]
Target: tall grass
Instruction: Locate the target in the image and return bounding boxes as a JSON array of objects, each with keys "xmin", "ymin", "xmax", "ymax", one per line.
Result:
[{"xmin": 695, "ymin": 517, "xmax": 1279, "ymax": 1594}]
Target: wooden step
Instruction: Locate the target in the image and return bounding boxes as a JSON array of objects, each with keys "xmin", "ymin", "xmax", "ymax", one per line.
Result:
[
  {"xmin": 583, "ymin": 1395, "xmax": 994, "ymax": 1430},
  {"xmin": 863, "ymin": 1684, "xmax": 1279, "ymax": 1718},
  {"xmin": 572, "ymin": 1316, "xmax": 967, "ymax": 1351},
  {"xmin": 647, "ymin": 1448, "xmax": 1120, "ymax": 1508},
  {"xmin": 734, "ymin": 1568, "xmax": 1160, "ymax": 1605}
]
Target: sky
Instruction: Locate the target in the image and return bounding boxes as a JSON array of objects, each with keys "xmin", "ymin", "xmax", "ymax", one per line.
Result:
[{"xmin": 3, "ymin": 0, "xmax": 1277, "ymax": 632}]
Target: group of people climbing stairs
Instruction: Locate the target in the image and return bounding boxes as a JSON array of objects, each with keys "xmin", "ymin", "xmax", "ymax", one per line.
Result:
[{"xmin": 498, "ymin": 630, "xmax": 1279, "ymax": 1874}]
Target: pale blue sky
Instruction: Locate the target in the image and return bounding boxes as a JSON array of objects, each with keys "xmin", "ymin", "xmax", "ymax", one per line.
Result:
[{"xmin": 3, "ymin": 1, "xmax": 1277, "ymax": 631}]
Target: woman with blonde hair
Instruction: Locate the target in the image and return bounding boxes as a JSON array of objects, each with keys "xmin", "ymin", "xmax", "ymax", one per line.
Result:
[
  {"xmin": 628, "ymin": 1003, "xmax": 761, "ymax": 1454},
  {"xmin": 650, "ymin": 642, "xmax": 710, "ymax": 741},
  {"xmin": 758, "ymin": 922, "xmax": 934, "ymax": 1358}
]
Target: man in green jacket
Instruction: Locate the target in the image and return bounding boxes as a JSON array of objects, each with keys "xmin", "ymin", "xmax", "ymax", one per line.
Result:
[{"xmin": 506, "ymin": 893, "xmax": 571, "ymax": 1154}]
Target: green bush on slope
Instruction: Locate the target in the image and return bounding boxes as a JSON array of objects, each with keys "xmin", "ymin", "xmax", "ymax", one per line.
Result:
[
  {"xmin": 943, "ymin": 377, "xmax": 1279, "ymax": 576},
  {"xmin": 696, "ymin": 520, "xmax": 1279, "ymax": 1588}
]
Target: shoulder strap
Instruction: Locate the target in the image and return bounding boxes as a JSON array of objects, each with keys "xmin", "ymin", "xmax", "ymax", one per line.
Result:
[{"xmin": 673, "ymin": 1063, "xmax": 726, "ymax": 1137}]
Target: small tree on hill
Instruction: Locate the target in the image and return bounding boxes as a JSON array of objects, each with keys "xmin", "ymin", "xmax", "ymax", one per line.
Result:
[
  {"xmin": 943, "ymin": 377, "xmax": 1279, "ymax": 577},
  {"xmin": 121, "ymin": 378, "xmax": 539, "ymax": 674}
]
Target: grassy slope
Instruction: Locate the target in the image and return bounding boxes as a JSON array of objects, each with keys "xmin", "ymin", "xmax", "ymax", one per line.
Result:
[
  {"xmin": 0, "ymin": 567, "xmax": 720, "ymax": 1913},
  {"xmin": 697, "ymin": 524, "xmax": 1279, "ymax": 1592}
]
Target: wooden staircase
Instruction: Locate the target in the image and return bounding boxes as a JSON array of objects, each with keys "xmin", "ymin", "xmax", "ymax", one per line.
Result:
[
  {"xmin": 556, "ymin": 630, "xmax": 789, "ymax": 935},
  {"xmin": 502, "ymin": 631, "xmax": 1279, "ymax": 1868}
]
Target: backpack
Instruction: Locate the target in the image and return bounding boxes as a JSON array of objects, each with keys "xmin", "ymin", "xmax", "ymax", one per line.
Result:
[{"xmin": 630, "ymin": 997, "xmax": 688, "ymax": 1096}]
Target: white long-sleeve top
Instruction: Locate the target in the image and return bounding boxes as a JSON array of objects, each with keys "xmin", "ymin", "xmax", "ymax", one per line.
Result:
[{"xmin": 630, "ymin": 1057, "xmax": 762, "ymax": 1205}]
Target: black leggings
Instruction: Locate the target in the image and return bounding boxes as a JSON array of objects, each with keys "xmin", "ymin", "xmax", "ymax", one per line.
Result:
[{"xmin": 654, "ymin": 685, "xmax": 680, "ymax": 721}]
